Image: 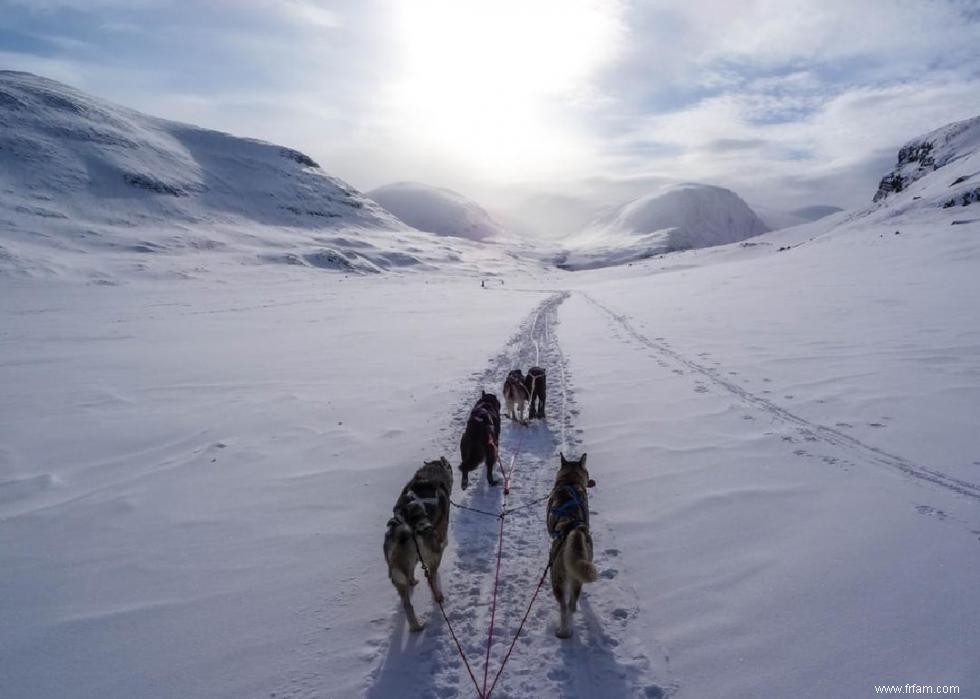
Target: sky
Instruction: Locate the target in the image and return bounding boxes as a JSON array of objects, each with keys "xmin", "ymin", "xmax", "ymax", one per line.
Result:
[{"xmin": 2, "ymin": 0, "xmax": 980, "ymax": 231}]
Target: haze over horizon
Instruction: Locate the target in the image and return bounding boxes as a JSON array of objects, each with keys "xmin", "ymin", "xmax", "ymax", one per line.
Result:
[{"xmin": 2, "ymin": 0, "xmax": 979, "ymax": 227}]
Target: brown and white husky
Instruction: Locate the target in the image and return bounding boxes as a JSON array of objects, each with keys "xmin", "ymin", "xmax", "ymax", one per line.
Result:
[
  {"xmin": 502, "ymin": 369, "xmax": 531, "ymax": 423},
  {"xmin": 546, "ymin": 452, "xmax": 597, "ymax": 638}
]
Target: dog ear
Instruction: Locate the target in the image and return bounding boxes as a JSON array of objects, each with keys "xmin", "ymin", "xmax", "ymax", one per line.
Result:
[
  {"xmin": 560, "ymin": 452, "xmax": 567, "ymax": 466},
  {"xmin": 579, "ymin": 453, "xmax": 587, "ymax": 469}
]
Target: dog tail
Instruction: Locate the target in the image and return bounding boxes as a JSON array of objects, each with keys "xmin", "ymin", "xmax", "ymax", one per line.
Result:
[
  {"xmin": 389, "ymin": 518, "xmax": 413, "ymax": 544},
  {"xmin": 566, "ymin": 528, "xmax": 598, "ymax": 583}
]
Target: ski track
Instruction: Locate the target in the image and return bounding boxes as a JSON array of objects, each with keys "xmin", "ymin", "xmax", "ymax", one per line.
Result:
[
  {"xmin": 579, "ymin": 291, "xmax": 980, "ymax": 502},
  {"xmin": 366, "ymin": 291, "xmax": 670, "ymax": 699}
]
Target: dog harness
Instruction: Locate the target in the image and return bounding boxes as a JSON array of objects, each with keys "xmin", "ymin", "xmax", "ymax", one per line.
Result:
[
  {"xmin": 389, "ymin": 483, "xmax": 445, "ymax": 535},
  {"xmin": 548, "ymin": 484, "xmax": 589, "ymax": 541}
]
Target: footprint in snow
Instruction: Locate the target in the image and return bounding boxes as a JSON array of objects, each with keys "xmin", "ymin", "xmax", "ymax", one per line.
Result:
[
  {"xmin": 601, "ymin": 568, "xmax": 618, "ymax": 580},
  {"xmin": 612, "ymin": 608, "xmax": 629, "ymax": 620},
  {"xmin": 547, "ymin": 667, "xmax": 569, "ymax": 681},
  {"xmin": 915, "ymin": 505, "xmax": 948, "ymax": 520},
  {"xmin": 869, "ymin": 422, "xmax": 886, "ymax": 428},
  {"xmin": 604, "ymin": 548, "xmax": 620, "ymax": 557}
]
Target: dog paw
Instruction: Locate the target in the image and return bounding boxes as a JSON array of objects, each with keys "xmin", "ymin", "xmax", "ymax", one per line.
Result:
[
  {"xmin": 409, "ymin": 622, "xmax": 427, "ymax": 633},
  {"xmin": 555, "ymin": 627, "xmax": 572, "ymax": 639}
]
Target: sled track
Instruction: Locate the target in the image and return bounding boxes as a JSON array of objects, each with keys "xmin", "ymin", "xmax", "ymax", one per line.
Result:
[
  {"xmin": 367, "ymin": 292, "xmax": 669, "ymax": 698},
  {"xmin": 580, "ymin": 292, "xmax": 980, "ymax": 502}
]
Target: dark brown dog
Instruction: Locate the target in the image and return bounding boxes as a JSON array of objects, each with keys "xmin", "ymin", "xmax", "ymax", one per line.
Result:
[
  {"xmin": 525, "ymin": 366, "xmax": 547, "ymax": 419},
  {"xmin": 459, "ymin": 391, "xmax": 501, "ymax": 489}
]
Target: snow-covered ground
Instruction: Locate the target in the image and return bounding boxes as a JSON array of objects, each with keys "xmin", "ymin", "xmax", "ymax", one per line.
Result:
[{"xmin": 3, "ymin": 75, "xmax": 980, "ymax": 698}]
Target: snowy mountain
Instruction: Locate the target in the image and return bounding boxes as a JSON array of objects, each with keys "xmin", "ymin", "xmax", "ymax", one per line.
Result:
[
  {"xmin": 0, "ymin": 72, "xmax": 522, "ymax": 281},
  {"xmin": 365, "ymin": 181, "xmax": 505, "ymax": 241},
  {"xmin": 558, "ymin": 182, "xmax": 769, "ymax": 269}
]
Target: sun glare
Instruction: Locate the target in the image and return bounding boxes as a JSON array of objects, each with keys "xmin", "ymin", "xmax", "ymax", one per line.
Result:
[{"xmin": 384, "ymin": 0, "xmax": 623, "ymax": 181}]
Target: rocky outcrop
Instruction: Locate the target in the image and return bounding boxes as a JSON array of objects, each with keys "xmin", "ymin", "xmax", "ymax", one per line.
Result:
[{"xmin": 872, "ymin": 116, "xmax": 980, "ymax": 203}]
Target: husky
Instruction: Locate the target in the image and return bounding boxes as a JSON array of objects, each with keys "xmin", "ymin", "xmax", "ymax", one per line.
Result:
[
  {"xmin": 459, "ymin": 391, "xmax": 501, "ymax": 489},
  {"xmin": 502, "ymin": 369, "xmax": 531, "ymax": 423},
  {"xmin": 547, "ymin": 452, "xmax": 597, "ymax": 639},
  {"xmin": 383, "ymin": 457, "xmax": 453, "ymax": 632},
  {"xmin": 525, "ymin": 366, "xmax": 547, "ymax": 419}
]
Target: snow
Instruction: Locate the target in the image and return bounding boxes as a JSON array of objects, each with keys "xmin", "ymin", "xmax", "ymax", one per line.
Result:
[
  {"xmin": 560, "ymin": 183, "xmax": 769, "ymax": 270},
  {"xmin": 366, "ymin": 182, "xmax": 506, "ymax": 242},
  {"xmin": 2, "ymin": 74, "xmax": 980, "ymax": 698}
]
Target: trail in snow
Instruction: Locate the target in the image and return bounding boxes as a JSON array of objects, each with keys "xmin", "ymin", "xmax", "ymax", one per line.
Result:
[
  {"xmin": 579, "ymin": 291, "xmax": 980, "ymax": 502},
  {"xmin": 366, "ymin": 291, "xmax": 669, "ymax": 699}
]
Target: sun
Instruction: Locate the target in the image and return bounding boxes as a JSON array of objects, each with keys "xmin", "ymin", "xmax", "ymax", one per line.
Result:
[{"xmin": 381, "ymin": 0, "xmax": 624, "ymax": 182}]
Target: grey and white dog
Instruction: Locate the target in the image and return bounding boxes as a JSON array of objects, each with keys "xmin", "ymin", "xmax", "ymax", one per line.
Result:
[
  {"xmin": 503, "ymin": 368, "xmax": 531, "ymax": 423},
  {"xmin": 383, "ymin": 457, "xmax": 453, "ymax": 632}
]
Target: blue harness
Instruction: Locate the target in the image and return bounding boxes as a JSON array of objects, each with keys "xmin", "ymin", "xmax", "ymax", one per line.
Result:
[{"xmin": 549, "ymin": 484, "xmax": 588, "ymax": 541}]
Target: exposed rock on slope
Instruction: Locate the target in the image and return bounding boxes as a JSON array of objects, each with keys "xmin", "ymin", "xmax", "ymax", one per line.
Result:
[{"xmin": 873, "ymin": 115, "xmax": 980, "ymax": 204}]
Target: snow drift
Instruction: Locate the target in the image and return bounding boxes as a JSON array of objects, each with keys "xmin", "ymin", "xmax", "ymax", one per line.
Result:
[
  {"xmin": 558, "ymin": 183, "xmax": 769, "ymax": 270},
  {"xmin": 365, "ymin": 181, "xmax": 505, "ymax": 241}
]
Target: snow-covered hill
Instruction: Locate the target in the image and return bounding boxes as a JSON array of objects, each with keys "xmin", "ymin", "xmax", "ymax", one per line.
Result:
[
  {"xmin": 0, "ymin": 72, "xmax": 524, "ymax": 281},
  {"xmin": 365, "ymin": 181, "xmax": 505, "ymax": 241},
  {"xmin": 558, "ymin": 183, "xmax": 769, "ymax": 270}
]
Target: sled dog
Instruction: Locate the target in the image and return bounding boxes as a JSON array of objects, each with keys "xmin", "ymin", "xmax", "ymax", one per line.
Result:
[
  {"xmin": 502, "ymin": 369, "xmax": 531, "ymax": 423},
  {"xmin": 459, "ymin": 391, "xmax": 501, "ymax": 489},
  {"xmin": 547, "ymin": 452, "xmax": 597, "ymax": 638},
  {"xmin": 525, "ymin": 366, "xmax": 547, "ymax": 419},
  {"xmin": 383, "ymin": 457, "xmax": 453, "ymax": 632}
]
